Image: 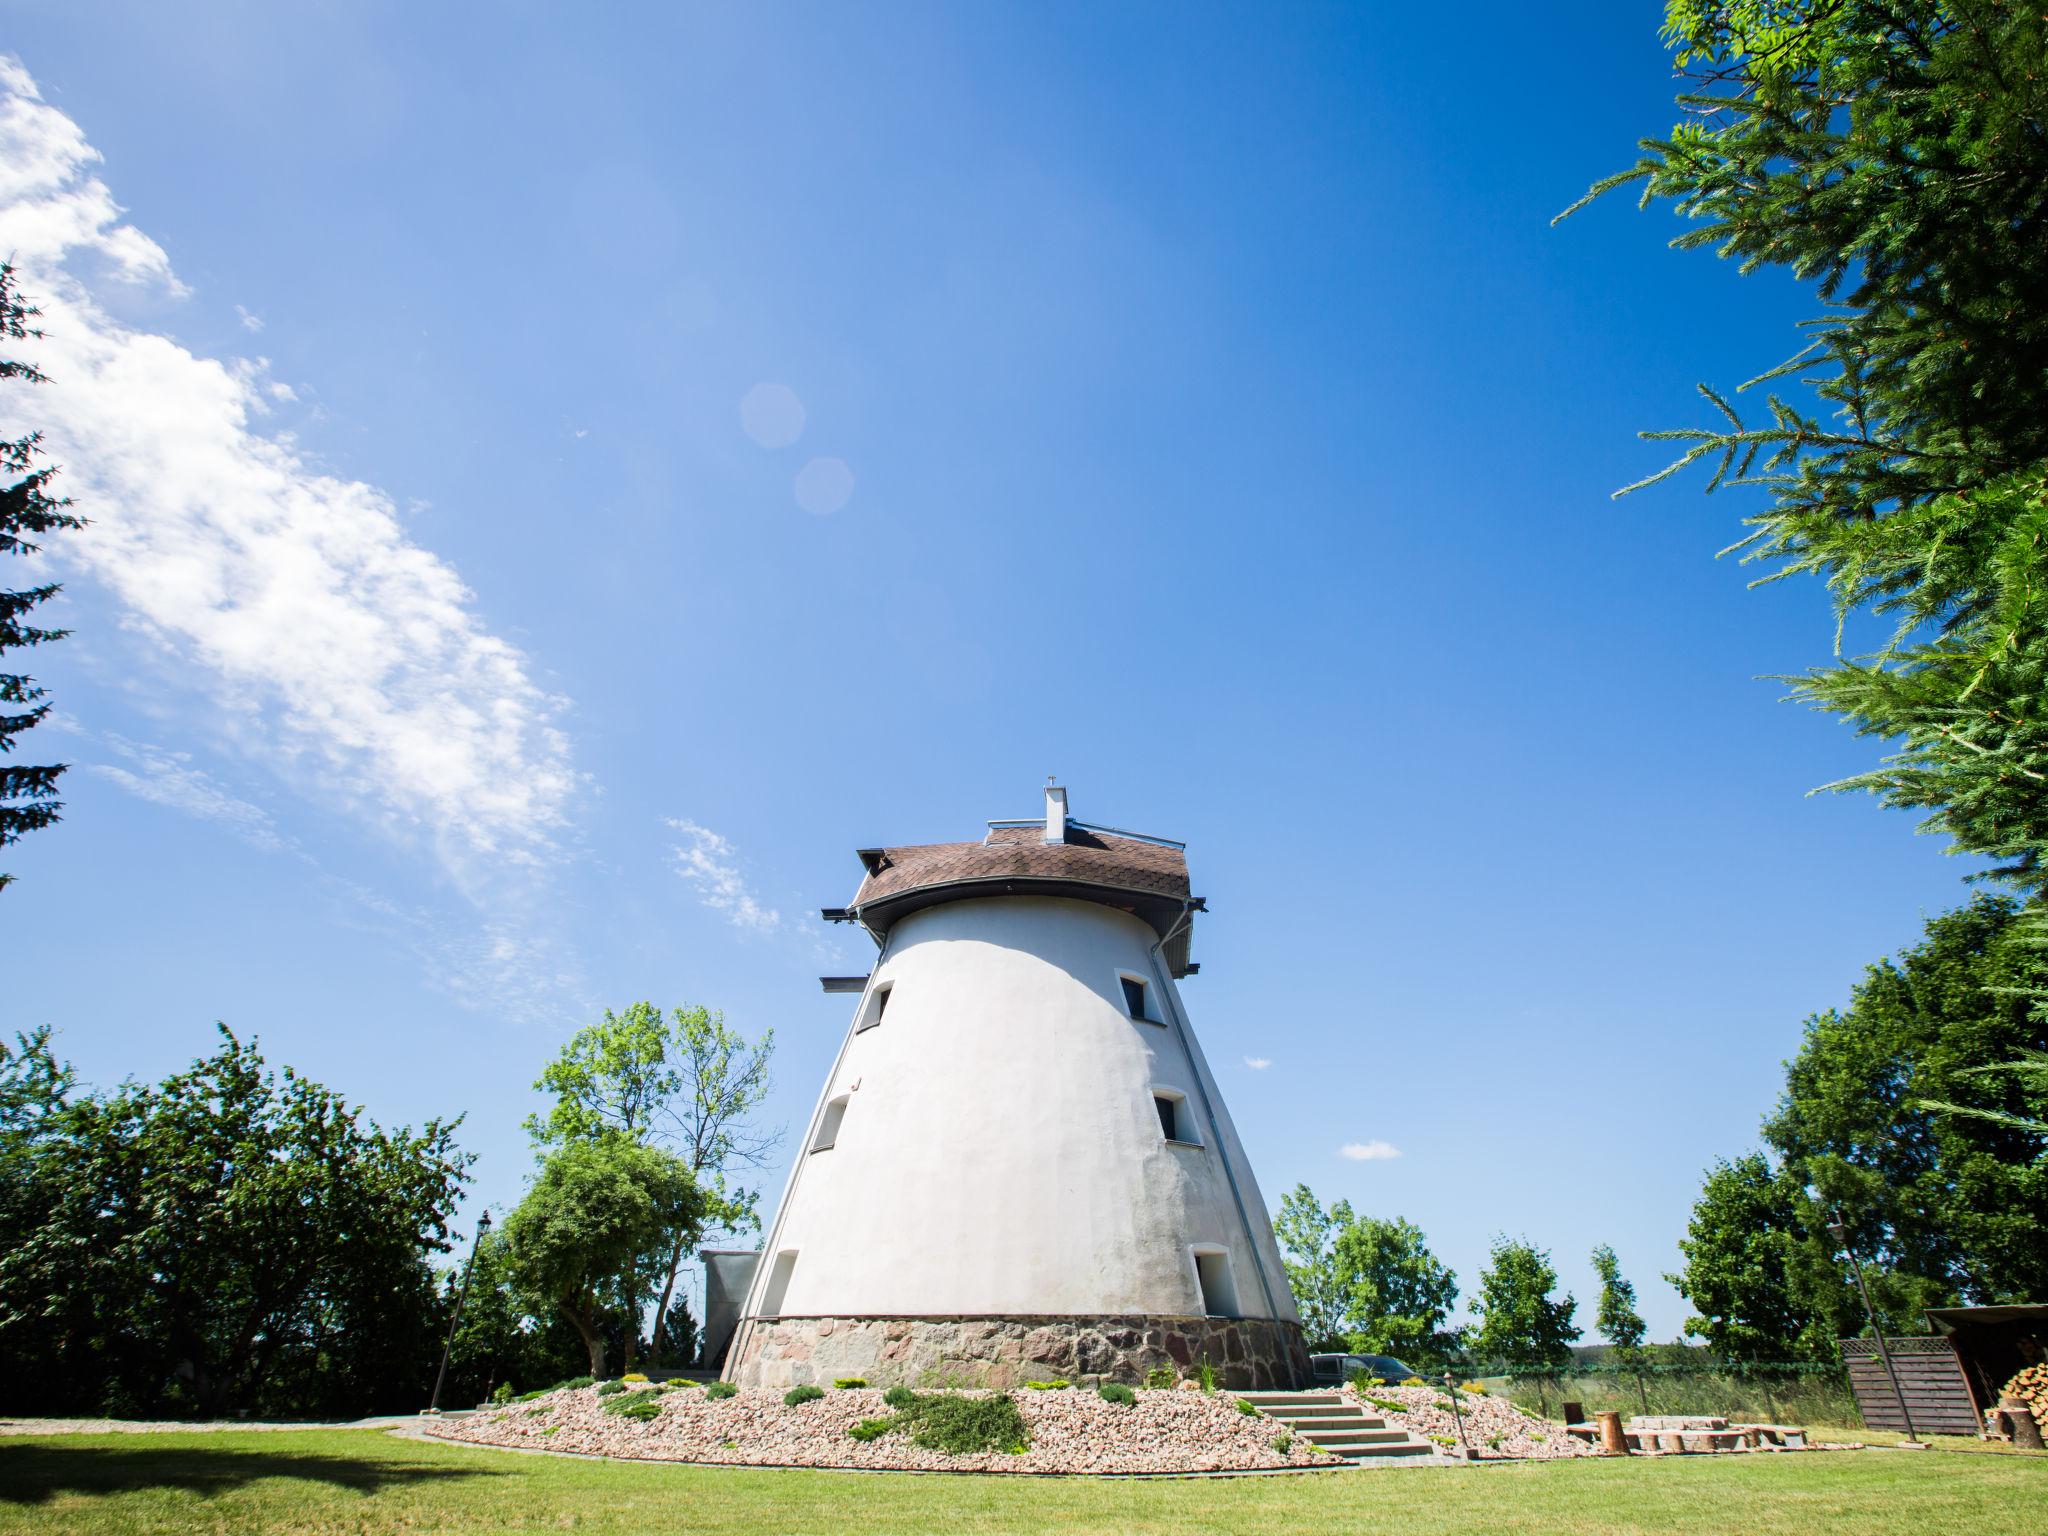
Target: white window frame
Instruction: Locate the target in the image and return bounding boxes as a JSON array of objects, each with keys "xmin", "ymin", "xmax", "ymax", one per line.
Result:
[
  {"xmin": 1115, "ymin": 969, "xmax": 1163, "ymax": 1025},
  {"xmin": 856, "ymin": 981, "xmax": 892, "ymax": 1033},
  {"xmin": 811, "ymin": 1093, "xmax": 850, "ymax": 1153},
  {"xmin": 1151, "ymin": 1086, "xmax": 1201, "ymax": 1146},
  {"xmin": 1190, "ymin": 1245, "xmax": 1240, "ymax": 1318}
]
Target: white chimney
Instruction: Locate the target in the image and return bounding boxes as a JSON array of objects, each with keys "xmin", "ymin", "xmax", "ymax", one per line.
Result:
[{"xmin": 1044, "ymin": 783, "xmax": 1068, "ymax": 844}]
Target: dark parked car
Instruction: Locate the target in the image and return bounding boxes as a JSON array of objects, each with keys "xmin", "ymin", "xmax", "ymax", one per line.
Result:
[{"xmin": 1308, "ymin": 1351, "xmax": 1424, "ymax": 1386}]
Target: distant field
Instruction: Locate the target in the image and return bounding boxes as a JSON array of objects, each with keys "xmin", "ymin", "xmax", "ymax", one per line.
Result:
[{"xmin": 1, "ymin": 1427, "xmax": 2044, "ymax": 1536}]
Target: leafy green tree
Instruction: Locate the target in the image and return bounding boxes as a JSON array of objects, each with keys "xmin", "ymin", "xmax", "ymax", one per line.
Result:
[
  {"xmin": 1590, "ymin": 1244, "xmax": 1646, "ymax": 1361},
  {"xmin": 1669, "ymin": 1154, "xmax": 1848, "ymax": 1360},
  {"xmin": 1470, "ymin": 1237, "xmax": 1581, "ymax": 1370},
  {"xmin": 529, "ymin": 1001, "xmax": 776, "ymax": 1364},
  {"xmin": 431, "ymin": 1231, "xmax": 591, "ymax": 1406},
  {"xmin": 1565, "ymin": 2, "xmax": 2048, "ymax": 891},
  {"xmin": 0, "ymin": 265, "xmax": 84, "ymax": 885},
  {"xmin": 0, "ymin": 1026, "xmax": 470, "ymax": 1416},
  {"xmin": 1271, "ymin": 1184, "xmax": 1459, "ymax": 1361},
  {"xmin": 1333, "ymin": 1213, "xmax": 1461, "ymax": 1364},
  {"xmin": 1915, "ymin": 1046, "xmax": 2048, "ymax": 1143},
  {"xmin": 1272, "ymin": 1183, "xmax": 1352, "ymax": 1349},
  {"xmin": 1765, "ymin": 896, "xmax": 2048, "ymax": 1311},
  {"xmin": 499, "ymin": 1136, "xmax": 702, "ymax": 1379}
]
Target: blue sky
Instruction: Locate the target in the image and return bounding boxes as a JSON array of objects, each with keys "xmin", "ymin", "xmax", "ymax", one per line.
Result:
[{"xmin": 0, "ymin": 2, "xmax": 1977, "ymax": 1344}]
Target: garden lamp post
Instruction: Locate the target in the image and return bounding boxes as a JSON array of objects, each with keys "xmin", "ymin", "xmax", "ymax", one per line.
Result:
[
  {"xmin": 425, "ymin": 1208, "xmax": 491, "ymax": 1416},
  {"xmin": 1443, "ymin": 1370, "xmax": 1474, "ymax": 1460},
  {"xmin": 1825, "ymin": 1210, "xmax": 1921, "ymax": 1446}
]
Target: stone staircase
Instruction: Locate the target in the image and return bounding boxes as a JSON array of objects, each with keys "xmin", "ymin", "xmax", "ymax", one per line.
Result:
[{"xmin": 1239, "ymin": 1390, "xmax": 1440, "ymax": 1464}]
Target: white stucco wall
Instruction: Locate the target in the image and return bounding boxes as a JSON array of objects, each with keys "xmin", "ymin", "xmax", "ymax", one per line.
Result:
[{"xmin": 741, "ymin": 895, "xmax": 1299, "ymax": 1323}]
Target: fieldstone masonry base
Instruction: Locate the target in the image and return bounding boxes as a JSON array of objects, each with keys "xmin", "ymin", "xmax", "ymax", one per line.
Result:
[{"xmin": 727, "ymin": 1314, "xmax": 1309, "ymax": 1391}]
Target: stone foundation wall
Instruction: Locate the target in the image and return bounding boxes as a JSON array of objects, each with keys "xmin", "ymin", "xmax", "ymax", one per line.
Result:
[{"xmin": 725, "ymin": 1314, "xmax": 1309, "ymax": 1392}]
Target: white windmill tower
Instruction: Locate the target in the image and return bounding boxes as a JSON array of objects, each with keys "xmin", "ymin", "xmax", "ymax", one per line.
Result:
[{"xmin": 723, "ymin": 784, "xmax": 1306, "ymax": 1390}]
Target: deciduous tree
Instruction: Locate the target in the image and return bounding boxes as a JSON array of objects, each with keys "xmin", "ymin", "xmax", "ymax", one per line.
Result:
[{"xmin": 1470, "ymin": 1237, "xmax": 1580, "ymax": 1370}]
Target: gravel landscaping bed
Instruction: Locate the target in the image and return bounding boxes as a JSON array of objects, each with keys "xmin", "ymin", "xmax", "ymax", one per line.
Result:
[
  {"xmin": 1346, "ymin": 1383, "xmax": 1600, "ymax": 1461},
  {"xmin": 426, "ymin": 1382, "xmax": 1336, "ymax": 1474}
]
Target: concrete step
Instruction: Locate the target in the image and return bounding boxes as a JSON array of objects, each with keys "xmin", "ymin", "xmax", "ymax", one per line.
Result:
[
  {"xmin": 1239, "ymin": 1392, "xmax": 1346, "ymax": 1408},
  {"xmin": 1266, "ymin": 1403, "xmax": 1383, "ymax": 1421},
  {"xmin": 1299, "ymin": 1426, "xmax": 1412, "ymax": 1445},
  {"xmin": 1314, "ymin": 1438, "xmax": 1439, "ymax": 1460}
]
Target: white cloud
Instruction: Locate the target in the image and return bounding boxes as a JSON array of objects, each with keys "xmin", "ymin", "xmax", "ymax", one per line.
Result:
[
  {"xmin": 1244, "ymin": 1055, "xmax": 1272, "ymax": 1070},
  {"xmin": 0, "ymin": 58, "xmax": 576, "ymax": 870},
  {"xmin": 1339, "ymin": 1139, "xmax": 1402, "ymax": 1162},
  {"xmin": 234, "ymin": 304, "xmax": 263, "ymax": 332},
  {"xmin": 665, "ymin": 818, "xmax": 781, "ymax": 931},
  {"xmin": 88, "ymin": 735, "xmax": 290, "ymax": 853}
]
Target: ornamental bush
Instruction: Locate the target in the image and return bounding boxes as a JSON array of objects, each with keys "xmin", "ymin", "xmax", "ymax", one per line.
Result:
[
  {"xmin": 784, "ymin": 1385, "xmax": 826, "ymax": 1406},
  {"xmin": 846, "ymin": 1417, "xmax": 894, "ymax": 1442},
  {"xmin": 1023, "ymin": 1379, "xmax": 1069, "ymax": 1390},
  {"xmin": 1143, "ymin": 1365, "xmax": 1177, "ymax": 1390},
  {"xmin": 596, "ymin": 1379, "xmax": 628, "ymax": 1396},
  {"xmin": 903, "ymin": 1392, "xmax": 1029, "ymax": 1455},
  {"xmin": 554, "ymin": 1376, "xmax": 595, "ymax": 1392},
  {"xmin": 833, "ymin": 1377, "xmax": 868, "ymax": 1389},
  {"xmin": 1098, "ymin": 1383, "xmax": 1136, "ymax": 1406},
  {"xmin": 705, "ymin": 1381, "xmax": 738, "ymax": 1400},
  {"xmin": 606, "ymin": 1394, "xmax": 661, "ymax": 1423},
  {"xmin": 882, "ymin": 1385, "xmax": 915, "ymax": 1409}
]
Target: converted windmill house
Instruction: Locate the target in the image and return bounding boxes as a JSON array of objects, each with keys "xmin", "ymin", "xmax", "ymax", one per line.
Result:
[{"xmin": 723, "ymin": 785, "xmax": 1307, "ymax": 1390}]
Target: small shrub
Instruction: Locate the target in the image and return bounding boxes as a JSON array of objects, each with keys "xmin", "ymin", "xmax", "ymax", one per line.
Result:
[
  {"xmin": 1399, "ymin": 1376, "xmax": 1426, "ymax": 1387},
  {"xmin": 784, "ymin": 1385, "xmax": 826, "ymax": 1406},
  {"xmin": 1194, "ymin": 1358, "xmax": 1218, "ymax": 1392},
  {"xmin": 1487, "ymin": 1434, "xmax": 1504, "ymax": 1450},
  {"xmin": 622, "ymin": 1372, "xmax": 650, "ymax": 1383},
  {"xmin": 524, "ymin": 1406, "xmax": 551, "ymax": 1418},
  {"xmin": 1430, "ymin": 1433, "xmax": 1456, "ymax": 1447},
  {"xmin": 1461, "ymin": 1381, "xmax": 1487, "ymax": 1395},
  {"xmin": 833, "ymin": 1377, "xmax": 869, "ymax": 1389},
  {"xmin": 1269, "ymin": 1431, "xmax": 1292, "ymax": 1454},
  {"xmin": 847, "ymin": 1417, "xmax": 895, "ymax": 1442},
  {"xmin": 1098, "ymin": 1383, "xmax": 1136, "ymax": 1406},
  {"xmin": 1143, "ymin": 1365, "xmax": 1178, "ymax": 1390},
  {"xmin": 705, "ymin": 1381, "xmax": 738, "ymax": 1401},
  {"xmin": 1348, "ymin": 1372, "xmax": 1386, "ymax": 1391},
  {"xmin": 596, "ymin": 1380, "xmax": 628, "ymax": 1397},
  {"xmin": 882, "ymin": 1385, "xmax": 915, "ymax": 1409},
  {"xmin": 1361, "ymin": 1395, "xmax": 1405, "ymax": 1415},
  {"xmin": 489, "ymin": 1382, "xmax": 515, "ymax": 1406},
  {"xmin": 553, "ymin": 1375, "xmax": 595, "ymax": 1392},
  {"xmin": 1235, "ymin": 1396, "xmax": 1260, "ymax": 1417},
  {"xmin": 1435, "ymin": 1398, "xmax": 1456, "ymax": 1412},
  {"xmin": 514, "ymin": 1389, "xmax": 548, "ymax": 1403},
  {"xmin": 605, "ymin": 1393, "xmax": 662, "ymax": 1423},
  {"xmin": 542, "ymin": 1424, "xmax": 561, "ymax": 1437},
  {"xmin": 1024, "ymin": 1379, "xmax": 1069, "ymax": 1390},
  {"xmin": 1530, "ymin": 1432, "xmax": 1547, "ymax": 1443},
  {"xmin": 908, "ymin": 1392, "xmax": 1029, "ymax": 1455}
]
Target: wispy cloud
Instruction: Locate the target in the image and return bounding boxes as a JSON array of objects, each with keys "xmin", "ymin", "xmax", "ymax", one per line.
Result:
[
  {"xmin": 0, "ymin": 57, "xmax": 576, "ymax": 875},
  {"xmin": 665, "ymin": 818, "xmax": 781, "ymax": 931},
  {"xmin": 1339, "ymin": 1139, "xmax": 1402, "ymax": 1162},
  {"xmin": 1244, "ymin": 1055, "xmax": 1272, "ymax": 1070},
  {"xmin": 88, "ymin": 735, "xmax": 290, "ymax": 853},
  {"xmin": 234, "ymin": 304, "xmax": 263, "ymax": 332}
]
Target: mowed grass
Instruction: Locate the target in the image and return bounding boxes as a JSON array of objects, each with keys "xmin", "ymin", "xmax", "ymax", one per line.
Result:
[{"xmin": 1, "ymin": 1428, "xmax": 2043, "ymax": 1536}]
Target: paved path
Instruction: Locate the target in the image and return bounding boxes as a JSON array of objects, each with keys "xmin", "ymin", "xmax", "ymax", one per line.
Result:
[{"xmin": 1, "ymin": 1415, "xmax": 430, "ymax": 1436}]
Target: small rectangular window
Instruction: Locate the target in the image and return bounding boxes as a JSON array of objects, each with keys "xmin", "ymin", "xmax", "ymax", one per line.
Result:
[
  {"xmin": 1121, "ymin": 976, "xmax": 1148, "ymax": 1019},
  {"xmin": 811, "ymin": 1094, "xmax": 849, "ymax": 1152},
  {"xmin": 857, "ymin": 984, "xmax": 891, "ymax": 1032},
  {"xmin": 1195, "ymin": 1250, "xmax": 1239, "ymax": 1317},
  {"xmin": 1155, "ymin": 1094, "xmax": 1178, "ymax": 1140}
]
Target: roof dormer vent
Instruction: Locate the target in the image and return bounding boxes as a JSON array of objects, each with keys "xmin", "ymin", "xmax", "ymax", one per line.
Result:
[{"xmin": 1044, "ymin": 782, "xmax": 1068, "ymax": 844}]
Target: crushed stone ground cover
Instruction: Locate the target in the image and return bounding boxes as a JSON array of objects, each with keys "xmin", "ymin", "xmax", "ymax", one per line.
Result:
[{"xmin": 426, "ymin": 1382, "xmax": 1338, "ymax": 1474}]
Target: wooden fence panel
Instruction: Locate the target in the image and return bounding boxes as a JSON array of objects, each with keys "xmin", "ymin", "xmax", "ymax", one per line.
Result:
[{"xmin": 1839, "ymin": 1337, "xmax": 1979, "ymax": 1435}]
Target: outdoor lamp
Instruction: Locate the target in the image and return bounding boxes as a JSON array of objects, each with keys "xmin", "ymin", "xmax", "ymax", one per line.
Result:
[
  {"xmin": 425, "ymin": 1207, "xmax": 493, "ymax": 1416},
  {"xmin": 1824, "ymin": 1207, "xmax": 1921, "ymax": 1446},
  {"xmin": 1443, "ymin": 1370, "xmax": 1473, "ymax": 1461}
]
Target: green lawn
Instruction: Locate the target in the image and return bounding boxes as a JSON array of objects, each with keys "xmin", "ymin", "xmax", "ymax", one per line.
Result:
[{"xmin": 1, "ymin": 1428, "xmax": 2042, "ymax": 1536}]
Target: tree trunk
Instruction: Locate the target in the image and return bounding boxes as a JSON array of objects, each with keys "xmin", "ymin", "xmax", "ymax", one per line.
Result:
[
  {"xmin": 649, "ymin": 1225, "xmax": 690, "ymax": 1367},
  {"xmin": 563, "ymin": 1300, "xmax": 605, "ymax": 1379}
]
